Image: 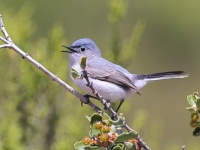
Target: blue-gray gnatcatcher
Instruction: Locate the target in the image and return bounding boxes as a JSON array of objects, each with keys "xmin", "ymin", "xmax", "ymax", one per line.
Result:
[{"xmin": 61, "ymin": 38, "xmax": 188, "ymax": 109}]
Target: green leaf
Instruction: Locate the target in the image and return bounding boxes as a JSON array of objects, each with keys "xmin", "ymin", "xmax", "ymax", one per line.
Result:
[
  {"xmin": 74, "ymin": 141, "xmax": 85, "ymax": 150},
  {"xmin": 115, "ymin": 131, "xmax": 138, "ymax": 142},
  {"xmin": 80, "ymin": 56, "xmax": 87, "ymax": 69},
  {"xmin": 71, "ymin": 68, "xmax": 80, "ymax": 79},
  {"xmin": 90, "ymin": 126, "xmax": 101, "ymax": 137},
  {"xmin": 187, "ymin": 95, "xmax": 196, "ymax": 107},
  {"xmin": 112, "ymin": 145, "xmax": 123, "ymax": 150},
  {"xmin": 110, "ymin": 124, "xmax": 117, "ymax": 133},
  {"xmin": 196, "ymin": 99, "xmax": 200, "ymax": 110},
  {"xmin": 186, "ymin": 107, "xmax": 197, "ymax": 113},
  {"xmin": 90, "ymin": 114, "xmax": 102, "ymax": 125},
  {"xmin": 102, "ymin": 112, "xmax": 112, "ymax": 121},
  {"xmin": 85, "ymin": 115, "xmax": 91, "ymax": 122},
  {"xmin": 90, "ymin": 114, "xmax": 102, "ymax": 136},
  {"xmin": 74, "ymin": 141, "xmax": 101, "ymax": 150},
  {"xmin": 74, "ymin": 141, "xmax": 90, "ymax": 150},
  {"xmin": 107, "ymin": 142, "xmax": 115, "ymax": 150},
  {"xmin": 89, "ymin": 131, "xmax": 93, "ymax": 138},
  {"xmin": 111, "ymin": 143, "xmax": 124, "ymax": 150},
  {"xmin": 85, "ymin": 147, "xmax": 106, "ymax": 150},
  {"xmin": 110, "ymin": 113, "xmax": 125, "ymax": 127},
  {"xmin": 124, "ymin": 142, "xmax": 136, "ymax": 150}
]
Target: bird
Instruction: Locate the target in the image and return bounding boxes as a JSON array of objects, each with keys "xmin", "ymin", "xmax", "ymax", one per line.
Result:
[{"xmin": 61, "ymin": 38, "xmax": 188, "ymax": 111}]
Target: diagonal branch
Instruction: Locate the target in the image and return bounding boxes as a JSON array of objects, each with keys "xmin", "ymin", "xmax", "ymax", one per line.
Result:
[{"xmin": 0, "ymin": 14, "xmax": 101, "ymax": 114}]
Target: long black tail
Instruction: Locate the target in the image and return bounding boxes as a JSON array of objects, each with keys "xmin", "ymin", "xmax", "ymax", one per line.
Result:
[{"xmin": 137, "ymin": 71, "xmax": 188, "ymax": 81}]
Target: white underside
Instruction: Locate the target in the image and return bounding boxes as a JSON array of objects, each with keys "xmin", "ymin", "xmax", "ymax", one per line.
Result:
[{"xmin": 73, "ymin": 77, "xmax": 136, "ymax": 102}]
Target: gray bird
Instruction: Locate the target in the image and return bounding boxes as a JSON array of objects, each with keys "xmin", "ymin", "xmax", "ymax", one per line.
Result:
[{"xmin": 62, "ymin": 38, "xmax": 188, "ymax": 111}]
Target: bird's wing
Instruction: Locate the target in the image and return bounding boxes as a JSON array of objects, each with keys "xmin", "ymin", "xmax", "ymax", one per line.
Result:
[{"xmin": 86, "ymin": 57, "xmax": 139, "ymax": 92}]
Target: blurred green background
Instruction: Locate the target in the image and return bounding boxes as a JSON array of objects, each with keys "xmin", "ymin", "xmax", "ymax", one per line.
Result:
[{"xmin": 0, "ymin": 0, "xmax": 200, "ymax": 149}]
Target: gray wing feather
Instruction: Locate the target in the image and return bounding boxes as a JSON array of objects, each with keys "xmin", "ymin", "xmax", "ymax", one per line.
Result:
[{"xmin": 86, "ymin": 57, "xmax": 139, "ymax": 92}]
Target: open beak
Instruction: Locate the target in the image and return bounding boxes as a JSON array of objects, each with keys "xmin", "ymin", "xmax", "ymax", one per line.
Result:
[{"xmin": 61, "ymin": 45, "xmax": 77, "ymax": 53}]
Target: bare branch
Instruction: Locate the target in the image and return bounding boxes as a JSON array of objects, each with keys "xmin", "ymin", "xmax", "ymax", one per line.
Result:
[
  {"xmin": 0, "ymin": 14, "xmax": 13, "ymax": 43},
  {"xmin": 0, "ymin": 36, "xmax": 9, "ymax": 44},
  {"xmin": 0, "ymin": 13, "xmax": 101, "ymax": 113},
  {"xmin": 137, "ymin": 135, "xmax": 151, "ymax": 150},
  {"xmin": 0, "ymin": 43, "xmax": 9, "ymax": 49}
]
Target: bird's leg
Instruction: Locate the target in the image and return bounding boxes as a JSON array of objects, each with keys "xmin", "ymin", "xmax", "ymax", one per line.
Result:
[
  {"xmin": 81, "ymin": 94, "xmax": 100, "ymax": 106},
  {"xmin": 111, "ymin": 99, "xmax": 125, "ymax": 120},
  {"xmin": 115, "ymin": 99, "xmax": 125, "ymax": 113},
  {"xmin": 84, "ymin": 94, "xmax": 99, "ymax": 100}
]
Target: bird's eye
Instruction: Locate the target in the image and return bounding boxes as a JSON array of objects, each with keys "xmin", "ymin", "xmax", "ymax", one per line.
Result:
[{"xmin": 81, "ymin": 47, "xmax": 85, "ymax": 52}]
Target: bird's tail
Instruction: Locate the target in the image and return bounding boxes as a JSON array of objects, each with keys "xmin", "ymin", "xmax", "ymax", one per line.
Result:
[
  {"xmin": 132, "ymin": 71, "xmax": 188, "ymax": 89},
  {"xmin": 137, "ymin": 71, "xmax": 188, "ymax": 81}
]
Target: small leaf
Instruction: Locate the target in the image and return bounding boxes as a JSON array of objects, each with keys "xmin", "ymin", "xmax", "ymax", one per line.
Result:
[
  {"xmin": 86, "ymin": 147, "xmax": 107, "ymax": 150},
  {"xmin": 112, "ymin": 143, "xmax": 124, "ymax": 150},
  {"xmin": 74, "ymin": 141, "xmax": 100, "ymax": 150},
  {"xmin": 85, "ymin": 115, "xmax": 91, "ymax": 122},
  {"xmin": 90, "ymin": 126, "xmax": 101, "ymax": 137},
  {"xmin": 74, "ymin": 141, "xmax": 91, "ymax": 150},
  {"xmin": 196, "ymin": 99, "xmax": 200, "ymax": 110},
  {"xmin": 80, "ymin": 56, "xmax": 87, "ymax": 69},
  {"xmin": 102, "ymin": 112, "xmax": 112, "ymax": 122},
  {"xmin": 90, "ymin": 114, "xmax": 102, "ymax": 136},
  {"xmin": 112, "ymin": 145, "xmax": 123, "ymax": 150},
  {"xmin": 187, "ymin": 95, "xmax": 196, "ymax": 107},
  {"xmin": 71, "ymin": 68, "xmax": 80, "ymax": 79},
  {"xmin": 186, "ymin": 107, "xmax": 197, "ymax": 113},
  {"xmin": 110, "ymin": 124, "xmax": 117, "ymax": 133},
  {"xmin": 110, "ymin": 113, "xmax": 125, "ymax": 127},
  {"xmin": 124, "ymin": 142, "xmax": 136, "ymax": 150},
  {"xmin": 89, "ymin": 131, "xmax": 93, "ymax": 138},
  {"xmin": 115, "ymin": 131, "xmax": 138, "ymax": 142},
  {"xmin": 74, "ymin": 141, "xmax": 85, "ymax": 150},
  {"xmin": 90, "ymin": 114, "xmax": 102, "ymax": 125},
  {"xmin": 85, "ymin": 146, "xmax": 105, "ymax": 150}
]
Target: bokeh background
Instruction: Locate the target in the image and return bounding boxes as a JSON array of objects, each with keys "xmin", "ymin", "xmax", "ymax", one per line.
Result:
[{"xmin": 0, "ymin": 0, "xmax": 200, "ymax": 149}]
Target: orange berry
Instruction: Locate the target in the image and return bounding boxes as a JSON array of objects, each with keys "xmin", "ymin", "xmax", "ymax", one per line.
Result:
[
  {"xmin": 82, "ymin": 136, "xmax": 91, "ymax": 145},
  {"xmin": 98, "ymin": 133, "xmax": 109, "ymax": 142},
  {"xmin": 94, "ymin": 121, "xmax": 103, "ymax": 129},
  {"xmin": 101, "ymin": 125, "xmax": 111, "ymax": 133}
]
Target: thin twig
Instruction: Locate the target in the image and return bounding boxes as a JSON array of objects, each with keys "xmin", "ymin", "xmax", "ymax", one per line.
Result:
[
  {"xmin": 0, "ymin": 13, "xmax": 101, "ymax": 113},
  {"xmin": 137, "ymin": 135, "xmax": 151, "ymax": 150},
  {"xmin": 0, "ymin": 14, "xmax": 12, "ymax": 43},
  {"xmin": 0, "ymin": 44, "xmax": 9, "ymax": 49}
]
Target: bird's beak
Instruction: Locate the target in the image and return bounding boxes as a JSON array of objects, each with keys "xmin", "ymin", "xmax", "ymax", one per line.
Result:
[{"xmin": 61, "ymin": 45, "xmax": 77, "ymax": 53}]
